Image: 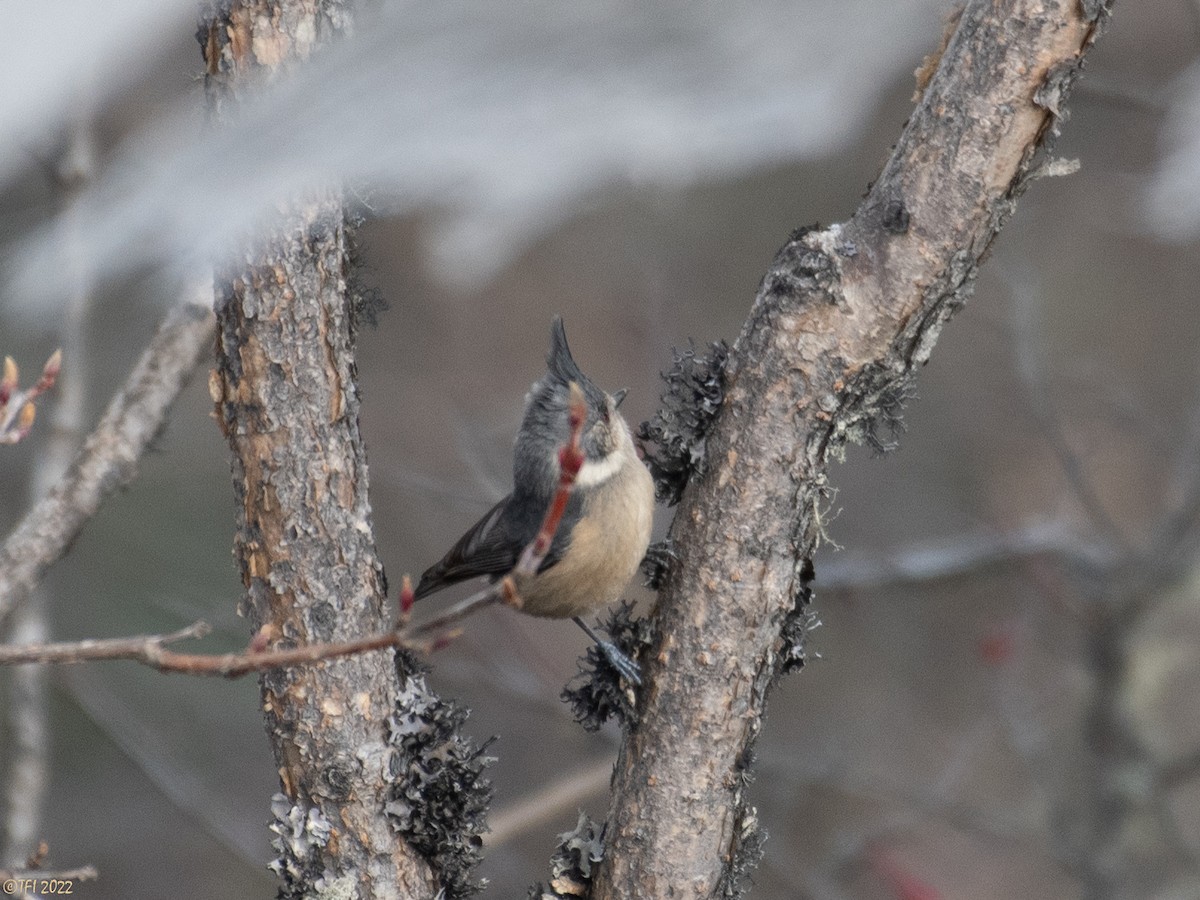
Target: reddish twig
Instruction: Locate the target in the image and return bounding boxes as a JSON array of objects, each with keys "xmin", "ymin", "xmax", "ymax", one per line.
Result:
[
  {"xmin": 0, "ymin": 620, "xmax": 435, "ymax": 677},
  {"xmin": 0, "ymin": 384, "xmax": 589, "ymax": 678},
  {"xmin": 517, "ymin": 381, "xmax": 585, "ymax": 572}
]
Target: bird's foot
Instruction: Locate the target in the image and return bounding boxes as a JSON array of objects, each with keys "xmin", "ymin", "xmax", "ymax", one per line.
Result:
[{"xmin": 573, "ymin": 616, "xmax": 642, "ymax": 685}]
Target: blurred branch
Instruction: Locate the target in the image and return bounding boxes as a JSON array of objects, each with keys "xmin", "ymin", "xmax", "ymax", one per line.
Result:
[
  {"xmin": 816, "ymin": 518, "xmax": 1111, "ymax": 592},
  {"xmin": 1009, "ymin": 287, "xmax": 1200, "ymax": 891},
  {"xmin": 0, "ymin": 297, "xmax": 214, "ymax": 631},
  {"xmin": 3, "ymin": 120, "xmax": 97, "ymax": 868},
  {"xmin": 1009, "ymin": 268, "xmax": 1134, "ymax": 556},
  {"xmin": 488, "ymin": 760, "xmax": 612, "ymax": 848},
  {"xmin": 60, "ymin": 669, "xmax": 266, "ymax": 873},
  {"xmin": 593, "ymin": 2, "xmax": 1115, "ymax": 898},
  {"xmin": 1125, "ymin": 390, "xmax": 1200, "ymax": 603}
]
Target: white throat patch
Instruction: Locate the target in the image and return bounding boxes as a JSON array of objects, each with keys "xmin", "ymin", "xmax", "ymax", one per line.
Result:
[{"xmin": 574, "ymin": 451, "xmax": 624, "ymax": 488}]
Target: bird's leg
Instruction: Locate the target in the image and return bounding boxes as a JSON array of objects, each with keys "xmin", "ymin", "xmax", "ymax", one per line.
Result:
[{"xmin": 573, "ymin": 616, "xmax": 642, "ymax": 685}]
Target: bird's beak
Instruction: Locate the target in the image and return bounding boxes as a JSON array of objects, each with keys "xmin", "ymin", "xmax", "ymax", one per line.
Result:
[{"xmin": 611, "ymin": 388, "xmax": 629, "ymax": 408}]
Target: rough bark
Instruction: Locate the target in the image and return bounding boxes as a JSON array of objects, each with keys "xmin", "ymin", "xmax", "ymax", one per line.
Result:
[
  {"xmin": 592, "ymin": 2, "xmax": 1114, "ymax": 898},
  {"xmin": 211, "ymin": 197, "xmax": 437, "ymax": 899},
  {"xmin": 201, "ymin": 3, "xmax": 438, "ymax": 897}
]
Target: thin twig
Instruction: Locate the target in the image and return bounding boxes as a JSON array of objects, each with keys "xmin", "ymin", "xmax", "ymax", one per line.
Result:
[
  {"xmin": 0, "ymin": 623, "xmax": 210, "ymax": 665},
  {"xmin": 0, "ymin": 296, "xmax": 214, "ymax": 631},
  {"xmin": 0, "ymin": 621, "xmax": 423, "ymax": 676},
  {"xmin": 0, "ymin": 384, "xmax": 590, "ymax": 679}
]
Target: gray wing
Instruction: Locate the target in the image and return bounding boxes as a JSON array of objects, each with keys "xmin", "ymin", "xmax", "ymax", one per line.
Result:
[{"xmin": 413, "ymin": 492, "xmax": 579, "ymax": 599}]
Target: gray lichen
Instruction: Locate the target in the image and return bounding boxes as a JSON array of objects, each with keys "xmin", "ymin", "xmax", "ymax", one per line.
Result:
[
  {"xmin": 344, "ymin": 203, "xmax": 389, "ymax": 333},
  {"xmin": 267, "ymin": 794, "xmax": 334, "ymax": 897},
  {"xmin": 838, "ymin": 367, "xmax": 914, "ymax": 456},
  {"xmin": 527, "ymin": 811, "xmax": 606, "ymax": 899},
  {"xmin": 385, "ymin": 661, "xmax": 495, "ymax": 898}
]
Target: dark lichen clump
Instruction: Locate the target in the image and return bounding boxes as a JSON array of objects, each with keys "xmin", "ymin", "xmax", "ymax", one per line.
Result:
[
  {"xmin": 779, "ymin": 557, "xmax": 817, "ymax": 677},
  {"xmin": 717, "ymin": 802, "xmax": 766, "ymax": 900},
  {"xmin": 344, "ymin": 204, "xmax": 390, "ymax": 332},
  {"xmin": 638, "ymin": 539, "xmax": 676, "ymax": 592},
  {"xmin": 637, "ymin": 339, "xmax": 729, "ymax": 505},
  {"xmin": 385, "ymin": 659, "xmax": 494, "ymax": 898},
  {"xmin": 561, "ymin": 602, "xmax": 655, "ymax": 733},
  {"xmin": 851, "ymin": 370, "xmax": 914, "ymax": 456},
  {"xmin": 527, "ymin": 812, "xmax": 606, "ymax": 900}
]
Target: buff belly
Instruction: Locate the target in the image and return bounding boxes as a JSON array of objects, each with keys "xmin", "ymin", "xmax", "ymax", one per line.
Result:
[{"xmin": 516, "ymin": 458, "xmax": 655, "ymax": 618}]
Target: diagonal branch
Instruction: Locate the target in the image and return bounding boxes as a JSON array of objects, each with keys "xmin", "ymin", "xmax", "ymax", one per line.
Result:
[
  {"xmin": 0, "ymin": 298, "xmax": 214, "ymax": 631},
  {"xmin": 593, "ymin": 2, "xmax": 1115, "ymax": 898}
]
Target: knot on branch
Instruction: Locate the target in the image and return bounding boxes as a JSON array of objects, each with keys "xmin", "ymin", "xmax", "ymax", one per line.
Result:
[
  {"xmin": 637, "ymin": 339, "xmax": 729, "ymax": 505},
  {"xmin": 527, "ymin": 811, "xmax": 605, "ymax": 899},
  {"xmin": 881, "ymin": 198, "xmax": 911, "ymax": 234},
  {"xmin": 759, "ymin": 224, "xmax": 843, "ymax": 306},
  {"xmin": 267, "ymin": 795, "xmax": 333, "ymax": 896},
  {"xmin": 385, "ymin": 663, "xmax": 495, "ymax": 898},
  {"xmin": 562, "ymin": 602, "xmax": 655, "ymax": 732}
]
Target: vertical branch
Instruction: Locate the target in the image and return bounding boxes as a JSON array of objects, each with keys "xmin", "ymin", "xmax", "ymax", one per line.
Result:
[
  {"xmin": 200, "ymin": 3, "xmax": 438, "ymax": 896},
  {"xmin": 1, "ymin": 122, "xmax": 95, "ymax": 866}
]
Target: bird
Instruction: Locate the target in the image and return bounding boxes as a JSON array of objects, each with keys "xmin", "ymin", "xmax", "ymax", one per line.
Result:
[{"xmin": 414, "ymin": 316, "xmax": 655, "ymax": 681}]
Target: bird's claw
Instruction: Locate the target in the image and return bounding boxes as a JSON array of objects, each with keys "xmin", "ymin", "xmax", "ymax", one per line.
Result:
[{"xmin": 597, "ymin": 640, "xmax": 642, "ymax": 686}]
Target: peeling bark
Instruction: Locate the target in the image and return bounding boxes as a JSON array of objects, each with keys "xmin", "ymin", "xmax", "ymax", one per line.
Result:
[{"xmin": 592, "ymin": 2, "xmax": 1114, "ymax": 898}]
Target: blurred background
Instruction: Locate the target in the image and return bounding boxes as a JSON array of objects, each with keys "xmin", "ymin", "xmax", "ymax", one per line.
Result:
[{"xmin": 2, "ymin": 1, "xmax": 1200, "ymax": 897}]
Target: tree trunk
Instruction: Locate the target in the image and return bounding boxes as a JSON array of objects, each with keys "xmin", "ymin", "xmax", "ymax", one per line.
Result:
[{"xmin": 201, "ymin": 4, "xmax": 438, "ymax": 896}]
